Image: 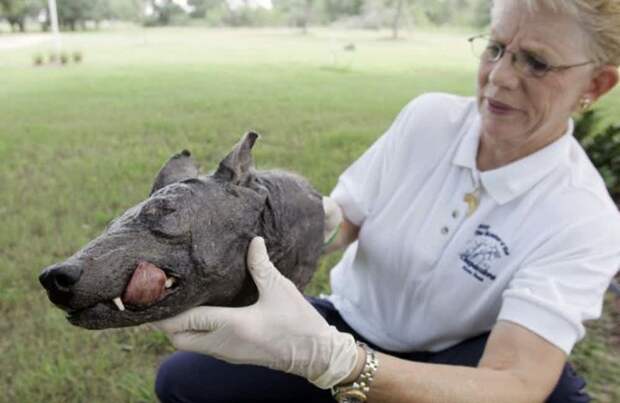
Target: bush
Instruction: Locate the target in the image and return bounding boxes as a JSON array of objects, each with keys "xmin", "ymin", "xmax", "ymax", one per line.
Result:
[
  {"xmin": 72, "ymin": 51, "xmax": 83, "ymax": 63},
  {"xmin": 574, "ymin": 109, "xmax": 620, "ymax": 204},
  {"xmin": 59, "ymin": 52, "xmax": 69, "ymax": 65},
  {"xmin": 33, "ymin": 53, "xmax": 44, "ymax": 66}
]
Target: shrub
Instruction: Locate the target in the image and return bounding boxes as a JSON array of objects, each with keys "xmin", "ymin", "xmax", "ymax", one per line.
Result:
[
  {"xmin": 33, "ymin": 53, "xmax": 44, "ymax": 66},
  {"xmin": 59, "ymin": 52, "xmax": 69, "ymax": 65},
  {"xmin": 48, "ymin": 52, "xmax": 58, "ymax": 63},
  {"xmin": 72, "ymin": 51, "xmax": 83, "ymax": 63},
  {"xmin": 574, "ymin": 109, "xmax": 620, "ymax": 204}
]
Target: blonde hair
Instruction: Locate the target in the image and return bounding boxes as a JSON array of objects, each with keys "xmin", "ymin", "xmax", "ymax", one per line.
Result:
[{"xmin": 521, "ymin": 0, "xmax": 620, "ymax": 66}]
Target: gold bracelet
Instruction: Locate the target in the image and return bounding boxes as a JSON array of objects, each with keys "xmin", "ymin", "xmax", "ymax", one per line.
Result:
[{"xmin": 331, "ymin": 342, "xmax": 379, "ymax": 403}]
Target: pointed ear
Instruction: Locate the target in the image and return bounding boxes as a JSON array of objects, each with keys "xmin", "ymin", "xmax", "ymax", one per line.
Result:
[
  {"xmin": 150, "ymin": 150, "xmax": 199, "ymax": 195},
  {"xmin": 214, "ymin": 131, "xmax": 259, "ymax": 185}
]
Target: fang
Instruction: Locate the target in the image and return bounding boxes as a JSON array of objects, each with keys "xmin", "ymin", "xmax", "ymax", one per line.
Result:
[{"xmin": 113, "ymin": 297, "xmax": 125, "ymax": 311}]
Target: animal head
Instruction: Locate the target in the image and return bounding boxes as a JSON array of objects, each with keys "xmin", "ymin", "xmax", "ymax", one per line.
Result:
[{"xmin": 39, "ymin": 132, "xmax": 324, "ymax": 329}]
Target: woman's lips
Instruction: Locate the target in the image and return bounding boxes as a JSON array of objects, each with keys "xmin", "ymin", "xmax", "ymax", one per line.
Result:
[{"xmin": 486, "ymin": 98, "xmax": 517, "ymax": 115}]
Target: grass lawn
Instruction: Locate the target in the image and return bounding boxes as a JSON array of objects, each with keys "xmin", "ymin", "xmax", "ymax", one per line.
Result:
[{"xmin": 0, "ymin": 26, "xmax": 618, "ymax": 402}]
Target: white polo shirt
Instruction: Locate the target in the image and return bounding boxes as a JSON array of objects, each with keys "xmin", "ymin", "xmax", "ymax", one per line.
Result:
[{"xmin": 328, "ymin": 92, "xmax": 620, "ymax": 354}]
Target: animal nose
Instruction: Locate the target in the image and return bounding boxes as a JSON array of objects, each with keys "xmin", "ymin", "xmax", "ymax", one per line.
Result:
[
  {"xmin": 39, "ymin": 264, "xmax": 83, "ymax": 306},
  {"xmin": 39, "ymin": 264, "xmax": 82, "ymax": 291}
]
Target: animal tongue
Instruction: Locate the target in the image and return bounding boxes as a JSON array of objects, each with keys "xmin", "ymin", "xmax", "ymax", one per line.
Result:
[{"xmin": 122, "ymin": 261, "xmax": 166, "ymax": 307}]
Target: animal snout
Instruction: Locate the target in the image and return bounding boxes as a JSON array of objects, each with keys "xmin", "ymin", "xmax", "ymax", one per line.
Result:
[{"xmin": 39, "ymin": 264, "xmax": 83, "ymax": 307}]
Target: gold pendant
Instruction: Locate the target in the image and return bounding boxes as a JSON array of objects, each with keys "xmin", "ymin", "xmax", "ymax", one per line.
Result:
[{"xmin": 464, "ymin": 192, "xmax": 479, "ymax": 217}]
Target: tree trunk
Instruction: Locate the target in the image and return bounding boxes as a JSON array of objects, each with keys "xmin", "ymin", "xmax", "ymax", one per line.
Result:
[
  {"xmin": 7, "ymin": 17, "xmax": 18, "ymax": 32},
  {"xmin": 392, "ymin": 0, "xmax": 405, "ymax": 40},
  {"xmin": 301, "ymin": 0, "xmax": 313, "ymax": 35}
]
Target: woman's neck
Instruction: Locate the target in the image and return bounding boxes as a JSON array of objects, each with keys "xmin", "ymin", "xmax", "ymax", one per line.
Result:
[{"xmin": 476, "ymin": 126, "xmax": 567, "ymax": 171}]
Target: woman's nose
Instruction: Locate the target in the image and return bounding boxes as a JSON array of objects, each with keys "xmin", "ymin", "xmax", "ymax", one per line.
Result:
[{"xmin": 488, "ymin": 54, "xmax": 521, "ymax": 90}]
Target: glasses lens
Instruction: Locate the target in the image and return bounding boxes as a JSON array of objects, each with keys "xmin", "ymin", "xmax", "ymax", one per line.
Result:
[
  {"xmin": 471, "ymin": 37, "xmax": 502, "ymax": 62},
  {"xmin": 516, "ymin": 52, "xmax": 550, "ymax": 77}
]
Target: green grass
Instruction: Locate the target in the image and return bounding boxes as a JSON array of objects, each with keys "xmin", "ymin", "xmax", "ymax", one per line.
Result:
[{"xmin": 0, "ymin": 27, "xmax": 618, "ymax": 402}]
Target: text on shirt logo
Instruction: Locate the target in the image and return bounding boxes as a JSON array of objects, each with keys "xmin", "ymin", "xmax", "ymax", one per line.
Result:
[{"xmin": 459, "ymin": 224, "xmax": 510, "ymax": 283}]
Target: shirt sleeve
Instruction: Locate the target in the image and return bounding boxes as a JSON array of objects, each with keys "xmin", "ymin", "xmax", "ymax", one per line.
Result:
[
  {"xmin": 329, "ymin": 99, "xmax": 416, "ymax": 226},
  {"xmin": 498, "ymin": 211, "xmax": 620, "ymax": 354}
]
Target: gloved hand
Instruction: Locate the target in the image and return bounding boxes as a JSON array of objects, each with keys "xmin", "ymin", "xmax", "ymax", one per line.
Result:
[
  {"xmin": 323, "ymin": 196, "xmax": 343, "ymax": 245},
  {"xmin": 153, "ymin": 237, "xmax": 359, "ymax": 389}
]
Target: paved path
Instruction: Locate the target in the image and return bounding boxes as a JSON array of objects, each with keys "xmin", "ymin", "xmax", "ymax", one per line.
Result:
[{"xmin": 0, "ymin": 33, "xmax": 51, "ymax": 51}]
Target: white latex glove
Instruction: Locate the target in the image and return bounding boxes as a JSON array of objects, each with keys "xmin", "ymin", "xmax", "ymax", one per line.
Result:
[
  {"xmin": 153, "ymin": 237, "xmax": 359, "ymax": 389},
  {"xmin": 323, "ymin": 196, "xmax": 343, "ymax": 244}
]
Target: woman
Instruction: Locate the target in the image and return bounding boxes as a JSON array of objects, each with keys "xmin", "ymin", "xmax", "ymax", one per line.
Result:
[{"xmin": 154, "ymin": 1, "xmax": 620, "ymax": 402}]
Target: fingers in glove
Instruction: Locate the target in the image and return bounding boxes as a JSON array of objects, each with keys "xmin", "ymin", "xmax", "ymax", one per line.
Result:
[
  {"xmin": 169, "ymin": 331, "xmax": 222, "ymax": 353},
  {"xmin": 247, "ymin": 237, "xmax": 280, "ymax": 292},
  {"xmin": 152, "ymin": 306, "xmax": 239, "ymax": 334}
]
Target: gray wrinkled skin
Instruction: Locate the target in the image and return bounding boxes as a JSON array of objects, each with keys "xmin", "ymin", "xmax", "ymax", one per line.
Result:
[{"xmin": 40, "ymin": 132, "xmax": 324, "ymax": 329}]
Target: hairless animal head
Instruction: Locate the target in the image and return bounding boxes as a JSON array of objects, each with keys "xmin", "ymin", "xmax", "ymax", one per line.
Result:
[{"xmin": 39, "ymin": 132, "xmax": 324, "ymax": 329}]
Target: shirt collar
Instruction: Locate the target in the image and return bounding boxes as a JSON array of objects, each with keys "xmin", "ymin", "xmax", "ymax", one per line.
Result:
[{"xmin": 453, "ymin": 116, "xmax": 574, "ymax": 205}]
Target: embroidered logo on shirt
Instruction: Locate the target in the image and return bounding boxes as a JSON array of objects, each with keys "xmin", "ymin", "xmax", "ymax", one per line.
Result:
[{"xmin": 459, "ymin": 224, "xmax": 510, "ymax": 283}]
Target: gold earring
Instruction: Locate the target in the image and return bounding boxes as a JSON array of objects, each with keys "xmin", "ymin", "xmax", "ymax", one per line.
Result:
[{"xmin": 579, "ymin": 97, "xmax": 593, "ymax": 112}]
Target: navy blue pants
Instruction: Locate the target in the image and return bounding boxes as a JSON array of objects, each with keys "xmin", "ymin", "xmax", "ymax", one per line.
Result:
[{"xmin": 156, "ymin": 297, "xmax": 590, "ymax": 403}]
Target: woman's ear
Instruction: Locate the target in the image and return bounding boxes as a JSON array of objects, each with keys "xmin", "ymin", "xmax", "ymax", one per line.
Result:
[{"xmin": 584, "ymin": 65, "xmax": 619, "ymax": 102}]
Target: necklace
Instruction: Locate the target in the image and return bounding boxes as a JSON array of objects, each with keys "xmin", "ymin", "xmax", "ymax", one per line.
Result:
[{"xmin": 464, "ymin": 171, "xmax": 481, "ymax": 217}]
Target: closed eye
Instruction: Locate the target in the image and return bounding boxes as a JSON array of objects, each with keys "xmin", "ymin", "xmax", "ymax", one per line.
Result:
[
  {"xmin": 523, "ymin": 51, "xmax": 550, "ymax": 73},
  {"xmin": 141, "ymin": 200, "xmax": 177, "ymax": 222}
]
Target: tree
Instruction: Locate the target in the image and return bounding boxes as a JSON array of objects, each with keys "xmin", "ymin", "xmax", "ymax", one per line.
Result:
[
  {"xmin": 107, "ymin": 0, "xmax": 142, "ymax": 22},
  {"xmin": 382, "ymin": 0, "xmax": 413, "ymax": 39},
  {"xmin": 391, "ymin": 0, "xmax": 405, "ymax": 39},
  {"xmin": 414, "ymin": 0, "xmax": 484, "ymax": 26},
  {"xmin": 300, "ymin": 0, "xmax": 313, "ymax": 33},
  {"xmin": 0, "ymin": 0, "xmax": 44, "ymax": 32},
  {"xmin": 188, "ymin": 0, "xmax": 223, "ymax": 19},
  {"xmin": 88, "ymin": 0, "xmax": 114, "ymax": 27},
  {"xmin": 273, "ymin": 0, "xmax": 314, "ymax": 32},
  {"xmin": 55, "ymin": 0, "xmax": 91, "ymax": 30},
  {"xmin": 322, "ymin": 0, "xmax": 364, "ymax": 22},
  {"xmin": 144, "ymin": 0, "xmax": 183, "ymax": 26},
  {"xmin": 472, "ymin": 0, "xmax": 490, "ymax": 28}
]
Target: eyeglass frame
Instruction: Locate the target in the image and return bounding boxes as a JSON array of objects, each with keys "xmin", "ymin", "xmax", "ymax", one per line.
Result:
[{"xmin": 467, "ymin": 34, "xmax": 594, "ymax": 78}]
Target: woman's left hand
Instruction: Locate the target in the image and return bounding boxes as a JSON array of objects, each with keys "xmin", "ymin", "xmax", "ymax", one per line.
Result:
[{"xmin": 153, "ymin": 237, "xmax": 359, "ymax": 389}]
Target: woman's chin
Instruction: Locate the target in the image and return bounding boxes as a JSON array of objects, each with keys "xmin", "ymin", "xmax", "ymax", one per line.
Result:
[{"xmin": 481, "ymin": 117, "xmax": 524, "ymax": 139}]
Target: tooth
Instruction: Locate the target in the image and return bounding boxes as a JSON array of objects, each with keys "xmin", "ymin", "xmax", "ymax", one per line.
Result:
[
  {"xmin": 165, "ymin": 277, "xmax": 176, "ymax": 289},
  {"xmin": 113, "ymin": 297, "xmax": 125, "ymax": 311}
]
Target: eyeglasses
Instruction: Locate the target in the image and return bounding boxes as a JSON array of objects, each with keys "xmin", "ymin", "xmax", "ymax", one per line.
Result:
[{"xmin": 468, "ymin": 34, "xmax": 593, "ymax": 78}]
